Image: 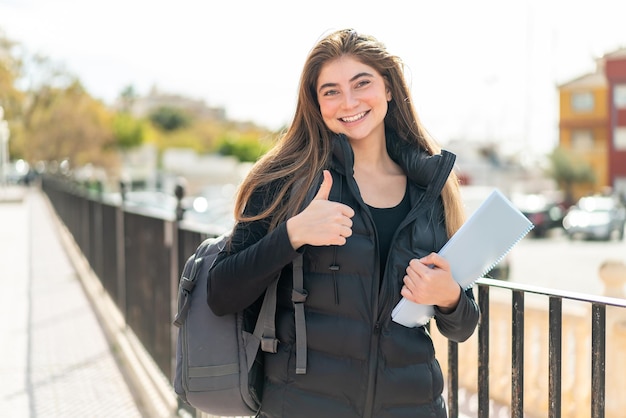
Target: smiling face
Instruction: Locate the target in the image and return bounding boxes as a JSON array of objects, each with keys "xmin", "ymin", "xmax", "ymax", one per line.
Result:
[{"xmin": 316, "ymin": 55, "xmax": 391, "ymax": 144}]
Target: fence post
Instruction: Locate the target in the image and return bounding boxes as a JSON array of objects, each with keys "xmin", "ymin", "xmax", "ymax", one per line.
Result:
[
  {"xmin": 170, "ymin": 179, "xmax": 186, "ymax": 416},
  {"xmin": 174, "ymin": 177, "xmax": 187, "ymax": 222},
  {"xmin": 116, "ymin": 180, "xmax": 127, "ymax": 320}
]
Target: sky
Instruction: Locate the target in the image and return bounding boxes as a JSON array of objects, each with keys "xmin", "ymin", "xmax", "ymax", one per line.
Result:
[{"xmin": 0, "ymin": 0, "xmax": 625, "ymax": 158}]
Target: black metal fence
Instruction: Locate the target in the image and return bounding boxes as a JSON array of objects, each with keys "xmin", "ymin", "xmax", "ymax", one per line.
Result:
[
  {"xmin": 42, "ymin": 175, "xmax": 214, "ymax": 381},
  {"xmin": 41, "ymin": 175, "xmax": 626, "ymax": 418}
]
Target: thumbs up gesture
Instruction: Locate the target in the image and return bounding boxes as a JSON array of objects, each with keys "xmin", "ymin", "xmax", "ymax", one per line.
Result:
[{"xmin": 286, "ymin": 170, "xmax": 355, "ymax": 249}]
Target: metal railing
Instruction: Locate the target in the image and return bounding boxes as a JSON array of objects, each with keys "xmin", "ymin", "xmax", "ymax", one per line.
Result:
[
  {"xmin": 41, "ymin": 175, "xmax": 626, "ymax": 417},
  {"xmin": 443, "ymin": 279, "xmax": 626, "ymax": 418}
]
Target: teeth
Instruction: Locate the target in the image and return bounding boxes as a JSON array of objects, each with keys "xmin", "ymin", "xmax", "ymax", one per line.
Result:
[{"xmin": 341, "ymin": 112, "xmax": 366, "ymax": 123}]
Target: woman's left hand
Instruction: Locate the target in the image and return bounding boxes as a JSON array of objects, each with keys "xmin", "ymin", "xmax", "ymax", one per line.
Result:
[{"xmin": 400, "ymin": 253, "xmax": 461, "ymax": 312}]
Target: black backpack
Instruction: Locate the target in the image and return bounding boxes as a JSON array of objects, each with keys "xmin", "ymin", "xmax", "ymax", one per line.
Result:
[{"xmin": 172, "ymin": 234, "xmax": 307, "ymax": 416}]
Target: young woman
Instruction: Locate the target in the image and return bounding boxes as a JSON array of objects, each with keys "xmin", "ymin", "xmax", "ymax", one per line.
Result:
[{"xmin": 208, "ymin": 28, "xmax": 479, "ymax": 418}]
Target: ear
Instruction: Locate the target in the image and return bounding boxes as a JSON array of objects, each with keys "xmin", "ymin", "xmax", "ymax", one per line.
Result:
[{"xmin": 386, "ymin": 88, "xmax": 392, "ymax": 102}]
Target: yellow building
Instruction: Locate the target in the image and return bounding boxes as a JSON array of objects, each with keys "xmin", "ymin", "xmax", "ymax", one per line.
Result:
[
  {"xmin": 558, "ymin": 47, "xmax": 626, "ymax": 202},
  {"xmin": 558, "ymin": 69, "xmax": 608, "ymax": 200}
]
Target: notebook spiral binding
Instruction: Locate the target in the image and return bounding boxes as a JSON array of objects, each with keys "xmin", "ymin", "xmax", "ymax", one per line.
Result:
[{"xmin": 465, "ymin": 219, "xmax": 535, "ymax": 290}]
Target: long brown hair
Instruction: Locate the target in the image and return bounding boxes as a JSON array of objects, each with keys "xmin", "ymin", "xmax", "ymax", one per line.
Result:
[{"xmin": 233, "ymin": 29, "xmax": 465, "ymax": 237}]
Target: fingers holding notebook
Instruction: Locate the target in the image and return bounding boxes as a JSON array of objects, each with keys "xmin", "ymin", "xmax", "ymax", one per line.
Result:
[{"xmin": 401, "ymin": 253, "xmax": 461, "ymax": 312}]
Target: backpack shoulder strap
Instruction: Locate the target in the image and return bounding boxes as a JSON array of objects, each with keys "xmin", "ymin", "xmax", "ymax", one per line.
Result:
[
  {"xmin": 255, "ymin": 176, "xmax": 313, "ymax": 373},
  {"xmin": 254, "ymin": 253, "xmax": 306, "ymax": 374},
  {"xmin": 291, "ymin": 254, "xmax": 307, "ymax": 374},
  {"xmin": 244, "ymin": 279, "xmax": 279, "ymax": 370}
]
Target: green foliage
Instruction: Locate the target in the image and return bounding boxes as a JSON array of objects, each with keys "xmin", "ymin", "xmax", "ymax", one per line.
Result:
[
  {"xmin": 113, "ymin": 112, "xmax": 144, "ymax": 149},
  {"xmin": 152, "ymin": 127, "xmax": 205, "ymax": 154},
  {"xmin": 23, "ymin": 80, "xmax": 118, "ymax": 169},
  {"xmin": 548, "ymin": 147, "xmax": 596, "ymax": 184},
  {"xmin": 0, "ymin": 30, "xmax": 26, "ymax": 158},
  {"xmin": 118, "ymin": 85, "xmax": 137, "ymax": 113},
  {"xmin": 216, "ymin": 132, "xmax": 272, "ymax": 162},
  {"xmin": 1, "ymin": 29, "xmax": 276, "ymax": 173},
  {"xmin": 149, "ymin": 106, "xmax": 191, "ymax": 131},
  {"xmin": 547, "ymin": 147, "xmax": 596, "ymax": 204}
]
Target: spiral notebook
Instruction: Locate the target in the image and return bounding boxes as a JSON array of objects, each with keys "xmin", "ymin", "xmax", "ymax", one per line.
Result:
[{"xmin": 391, "ymin": 188, "xmax": 534, "ymax": 328}]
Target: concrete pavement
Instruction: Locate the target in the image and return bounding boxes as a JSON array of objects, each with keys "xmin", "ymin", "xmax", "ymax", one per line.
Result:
[{"xmin": 0, "ymin": 186, "xmax": 148, "ymax": 417}]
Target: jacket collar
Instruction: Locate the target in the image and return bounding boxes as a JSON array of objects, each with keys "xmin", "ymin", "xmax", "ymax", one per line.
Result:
[{"xmin": 330, "ymin": 130, "xmax": 456, "ymax": 191}]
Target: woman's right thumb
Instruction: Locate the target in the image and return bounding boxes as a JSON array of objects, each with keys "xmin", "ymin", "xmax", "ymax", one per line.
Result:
[{"xmin": 314, "ymin": 170, "xmax": 332, "ymax": 200}]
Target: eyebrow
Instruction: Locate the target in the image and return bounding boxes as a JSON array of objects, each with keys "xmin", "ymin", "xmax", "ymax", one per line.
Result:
[{"xmin": 318, "ymin": 72, "xmax": 374, "ymax": 93}]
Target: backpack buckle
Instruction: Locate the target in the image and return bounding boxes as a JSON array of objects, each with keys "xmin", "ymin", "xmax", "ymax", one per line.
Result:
[
  {"xmin": 261, "ymin": 337, "xmax": 279, "ymax": 353},
  {"xmin": 180, "ymin": 276, "xmax": 195, "ymax": 293},
  {"xmin": 291, "ymin": 289, "xmax": 308, "ymax": 304}
]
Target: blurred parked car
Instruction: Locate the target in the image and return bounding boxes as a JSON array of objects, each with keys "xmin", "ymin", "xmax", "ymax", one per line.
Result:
[
  {"xmin": 512, "ymin": 193, "xmax": 564, "ymax": 238},
  {"xmin": 562, "ymin": 195, "xmax": 626, "ymax": 241},
  {"xmin": 460, "ymin": 185, "xmax": 510, "ymax": 280}
]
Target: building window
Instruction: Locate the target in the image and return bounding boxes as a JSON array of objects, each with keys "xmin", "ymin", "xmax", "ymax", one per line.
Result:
[
  {"xmin": 615, "ymin": 84, "xmax": 626, "ymax": 109},
  {"xmin": 615, "ymin": 127, "xmax": 626, "ymax": 150},
  {"xmin": 571, "ymin": 92, "xmax": 594, "ymax": 112},
  {"xmin": 572, "ymin": 130, "xmax": 594, "ymax": 151}
]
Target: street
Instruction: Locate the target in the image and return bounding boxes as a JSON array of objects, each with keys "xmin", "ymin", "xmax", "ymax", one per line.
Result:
[{"xmin": 507, "ymin": 228, "xmax": 626, "ymax": 297}]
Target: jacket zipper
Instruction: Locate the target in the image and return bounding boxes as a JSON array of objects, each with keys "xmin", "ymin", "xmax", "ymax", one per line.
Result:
[
  {"xmin": 363, "ymin": 182, "xmax": 434, "ymax": 417},
  {"xmin": 327, "ymin": 175, "xmax": 343, "ymax": 304},
  {"xmin": 363, "ymin": 320, "xmax": 381, "ymax": 418},
  {"xmin": 329, "ymin": 247, "xmax": 339, "ymax": 305},
  {"xmin": 344, "ymin": 173, "xmax": 382, "ymax": 418},
  {"xmin": 332, "ymin": 134, "xmax": 456, "ymax": 416}
]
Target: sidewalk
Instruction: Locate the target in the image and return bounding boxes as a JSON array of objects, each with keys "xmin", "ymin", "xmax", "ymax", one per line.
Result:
[{"xmin": 0, "ymin": 186, "xmax": 146, "ymax": 417}]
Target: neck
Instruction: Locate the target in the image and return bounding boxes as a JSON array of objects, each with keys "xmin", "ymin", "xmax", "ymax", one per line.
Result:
[{"xmin": 350, "ymin": 135, "xmax": 400, "ymax": 176}]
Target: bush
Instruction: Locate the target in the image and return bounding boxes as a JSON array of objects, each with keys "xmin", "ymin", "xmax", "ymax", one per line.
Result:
[{"xmin": 216, "ymin": 133, "xmax": 272, "ymax": 162}]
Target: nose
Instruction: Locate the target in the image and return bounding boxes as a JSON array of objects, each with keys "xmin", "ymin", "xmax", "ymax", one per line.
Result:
[{"xmin": 342, "ymin": 91, "xmax": 359, "ymax": 109}]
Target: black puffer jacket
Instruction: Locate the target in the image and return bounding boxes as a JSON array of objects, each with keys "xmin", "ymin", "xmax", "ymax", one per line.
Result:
[{"xmin": 208, "ymin": 133, "xmax": 480, "ymax": 418}]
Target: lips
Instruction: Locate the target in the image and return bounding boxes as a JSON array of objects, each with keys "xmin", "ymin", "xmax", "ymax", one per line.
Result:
[{"xmin": 340, "ymin": 111, "xmax": 368, "ymax": 123}]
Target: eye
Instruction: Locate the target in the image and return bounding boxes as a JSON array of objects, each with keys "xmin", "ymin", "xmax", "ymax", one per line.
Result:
[
  {"xmin": 355, "ymin": 79, "xmax": 371, "ymax": 88},
  {"xmin": 321, "ymin": 89, "xmax": 339, "ymax": 97}
]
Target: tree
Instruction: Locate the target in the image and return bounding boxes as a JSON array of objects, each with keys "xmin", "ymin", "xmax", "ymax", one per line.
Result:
[
  {"xmin": 216, "ymin": 130, "xmax": 273, "ymax": 162},
  {"xmin": 0, "ymin": 30, "xmax": 27, "ymax": 158},
  {"xmin": 547, "ymin": 147, "xmax": 596, "ymax": 206},
  {"xmin": 24, "ymin": 81, "xmax": 118, "ymax": 171},
  {"xmin": 1, "ymin": 28, "xmax": 276, "ymax": 176},
  {"xmin": 20, "ymin": 53, "xmax": 78, "ymax": 129},
  {"xmin": 0, "ymin": 31, "xmax": 24, "ymax": 116},
  {"xmin": 149, "ymin": 106, "xmax": 191, "ymax": 131},
  {"xmin": 118, "ymin": 84, "xmax": 137, "ymax": 113},
  {"xmin": 0, "ymin": 42, "xmax": 121, "ymax": 172},
  {"xmin": 113, "ymin": 112, "xmax": 145, "ymax": 150}
]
